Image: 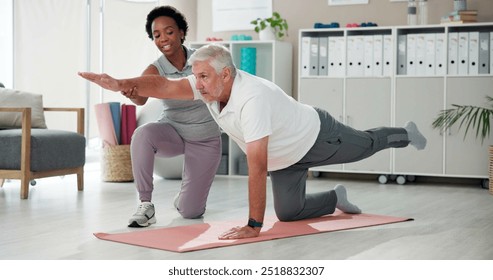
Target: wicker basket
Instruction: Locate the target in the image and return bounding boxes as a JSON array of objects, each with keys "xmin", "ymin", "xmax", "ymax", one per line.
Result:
[
  {"xmin": 489, "ymin": 146, "xmax": 493, "ymax": 195},
  {"xmin": 101, "ymin": 145, "xmax": 134, "ymax": 182}
]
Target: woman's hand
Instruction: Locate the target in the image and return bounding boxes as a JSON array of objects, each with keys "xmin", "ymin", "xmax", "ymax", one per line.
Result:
[{"xmin": 121, "ymin": 87, "xmax": 138, "ymax": 99}]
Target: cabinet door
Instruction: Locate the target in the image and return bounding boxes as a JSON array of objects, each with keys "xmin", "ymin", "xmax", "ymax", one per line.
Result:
[
  {"xmin": 446, "ymin": 77, "xmax": 493, "ymax": 177},
  {"xmin": 299, "ymin": 78, "xmax": 344, "ymax": 171},
  {"xmin": 345, "ymin": 78, "xmax": 392, "ymax": 173},
  {"xmin": 394, "ymin": 77, "xmax": 444, "ymax": 175}
]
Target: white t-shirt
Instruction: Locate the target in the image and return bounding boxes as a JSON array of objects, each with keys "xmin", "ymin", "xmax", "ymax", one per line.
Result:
[{"xmin": 187, "ymin": 70, "xmax": 320, "ymax": 171}]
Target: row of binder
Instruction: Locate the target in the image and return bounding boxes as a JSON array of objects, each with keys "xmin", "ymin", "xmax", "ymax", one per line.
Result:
[
  {"xmin": 301, "ymin": 34, "xmax": 393, "ymax": 77},
  {"xmin": 449, "ymin": 32, "xmax": 491, "ymax": 75},
  {"xmin": 302, "ymin": 31, "xmax": 493, "ymax": 77},
  {"xmin": 398, "ymin": 32, "xmax": 492, "ymax": 76},
  {"xmin": 397, "ymin": 33, "xmax": 447, "ymax": 76}
]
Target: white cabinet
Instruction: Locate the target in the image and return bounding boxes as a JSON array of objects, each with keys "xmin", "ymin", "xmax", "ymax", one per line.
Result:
[
  {"xmin": 299, "ymin": 78, "xmax": 344, "ymax": 172},
  {"xmin": 189, "ymin": 40, "xmax": 293, "ymax": 175},
  {"xmin": 445, "ymin": 77, "xmax": 493, "ymax": 177},
  {"xmin": 394, "ymin": 77, "xmax": 445, "ymax": 175},
  {"xmin": 344, "ymin": 78, "xmax": 392, "ymax": 173},
  {"xmin": 299, "ymin": 23, "xmax": 493, "ymax": 182}
]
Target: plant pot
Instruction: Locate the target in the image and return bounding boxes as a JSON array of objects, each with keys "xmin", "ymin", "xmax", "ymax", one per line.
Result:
[{"xmin": 259, "ymin": 28, "xmax": 277, "ymax": 41}]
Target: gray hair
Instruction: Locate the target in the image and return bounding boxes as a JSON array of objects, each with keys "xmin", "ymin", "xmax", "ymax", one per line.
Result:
[{"xmin": 189, "ymin": 44, "xmax": 237, "ymax": 78}]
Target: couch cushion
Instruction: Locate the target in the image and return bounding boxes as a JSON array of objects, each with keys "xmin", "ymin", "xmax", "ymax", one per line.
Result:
[
  {"xmin": 0, "ymin": 88, "xmax": 47, "ymax": 129},
  {"xmin": 0, "ymin": 129, "xmax": 85, "ymax": 171}
]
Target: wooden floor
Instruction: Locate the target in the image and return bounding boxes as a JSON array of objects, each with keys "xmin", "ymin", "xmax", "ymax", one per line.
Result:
[{"xmin": 1, "ymin": 151, "xmax": 493, "ymax": 261}]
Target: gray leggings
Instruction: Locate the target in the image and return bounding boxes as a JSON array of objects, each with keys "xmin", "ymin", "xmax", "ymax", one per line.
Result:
[
  {"xmin": 131, "ymin": 122, "xmax": 221, "ymax": 218},
  {"xmin": 269, "ymin": 107, "xmax": 409, "ymax": 221}
]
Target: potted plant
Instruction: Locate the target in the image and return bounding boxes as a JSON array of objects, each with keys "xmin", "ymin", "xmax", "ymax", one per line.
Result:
[
  {"xmin": 432, "ymin": 95, "xmax": 493, "ymax": 143},
  {"xmin": 251, "ymin": 12, "xmax": 289, "ymax": 41},
  {"xmin": 432, "ymin": 95, "xmax": 493, "ymax": 192}
]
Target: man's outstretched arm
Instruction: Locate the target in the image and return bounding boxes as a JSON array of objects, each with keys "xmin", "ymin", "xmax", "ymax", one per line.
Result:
[{"xmin": 78, "ymin": 72, "xmax": 194, "ymax": 100}]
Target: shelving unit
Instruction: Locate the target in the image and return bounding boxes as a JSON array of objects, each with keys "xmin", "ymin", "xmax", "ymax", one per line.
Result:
[
  {"xmin": 298, "ymin": 23, "xmax": 493, "ymax": 185},
  {"xmin": 189, "ymin": 40, "xmax": 293, "ymax": 175}
]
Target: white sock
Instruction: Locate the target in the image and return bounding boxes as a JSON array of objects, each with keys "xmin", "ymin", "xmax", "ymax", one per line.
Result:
[
  {"xmin": 334, "ymin": 184, "xmax": 361, "ymax": 214},
  {"xmin": 404, "ymin": 121, "xmax": 427, "ymax": 150}
]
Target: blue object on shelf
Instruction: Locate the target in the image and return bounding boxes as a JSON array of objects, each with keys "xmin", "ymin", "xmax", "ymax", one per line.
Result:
[
  {"xmin": 240, "ymin": 47, "xmax": 256, "ymax": 75},
  {"xmin": 231, "ymin": 34, "xmax": 252, "ymax": 41},
  {"xmin": 314, "ymin": 22, "xmax": 340, "ymax": 29},
  {"xmin": 360, "ymin": 22, "xmax": 378, "ymax": 27}
]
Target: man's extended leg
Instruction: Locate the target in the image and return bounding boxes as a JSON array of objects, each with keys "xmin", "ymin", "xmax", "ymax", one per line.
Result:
[{"xmin": 305, "ymin": 108, "xmax": 420, "ymax": 166}]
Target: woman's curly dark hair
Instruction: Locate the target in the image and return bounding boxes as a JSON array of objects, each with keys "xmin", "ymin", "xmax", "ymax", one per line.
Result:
[{"xmin": 145, "ymin": 6, "xmax": 189, "ymax": 43}]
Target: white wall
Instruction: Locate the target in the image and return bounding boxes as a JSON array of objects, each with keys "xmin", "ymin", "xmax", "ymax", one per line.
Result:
[{"xmin": 0, "ymin": 0, "xmax": 13, "ymax": 88}]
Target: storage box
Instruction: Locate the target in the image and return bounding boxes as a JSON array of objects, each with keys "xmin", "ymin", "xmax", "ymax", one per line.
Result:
[{"xmin": 101, "ymin": 145, "xmax": 134, "ymax": 182}]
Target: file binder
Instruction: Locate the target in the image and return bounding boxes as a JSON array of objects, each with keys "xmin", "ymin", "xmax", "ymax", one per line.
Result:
[
  {"xmin": 397, "ymin": 34, "xmax": 407, "ymax": 75},
  {"xmin": 468, "ymin": 32, "xmax": 479, "ymax": 75},
  {"xmin": 435, "ymin": 33, "xmax": 447, "ymax": 75},
  {"xmin": 415, "ymin": 34, "xmax": 427, "ymax": 75},
  {"xmin": 478, "ymin": 32, "xmax": 490, "ymax": 74},
  {"xmin": 347, "ymin": 35, "xmax": 364, "ymax": 76},
  {"xmin": 328, "ymin": 36, "xmax": 338, "ymax": 77},
  {"xmin": 364, "ymin": 35, "xmax": 374, "ymax": 76},
  {"xmin": 373, "ymin": 35, "xmax": 383, "ymax": 77},
  {"xmin": 346, "ymin": 36, "xmax": 357, "ymax": 76},
  {"xmin": 491, "ymin": 32, "xmax": 493, "ymax": 74},
  {"xmin": 355, "ymin": 35, "xmax": 365, "ymax": 76},
  {"xmin": 457, "ymin": 32, "xmax": 469, "ymax": 75},
  {"xmin": 334, "ymin": 36, "xmax": 346, "ymax": 77},
  {"xmin": 407, "ymin": 34, "xmax": 417, "ymax": 75},
  {"xmin": 424, "ymin": 33, "xmax": 436, "ymax": 76},
  {"xmin": 318, "ymin": 36, "xmax": 329, "ymax": 76},
  {"xmin": 309, "ymin": 37, "xmax": 320, "ymax": 76},
  {"xmin": 383, "ymin": 34, "xmax": 393, "ymax": 76},
  {"xmin": 448, "ymin": 32, "xmax": 459, "ymax": 75},
  {"xmin": 300, "ymin": 36, "xmax": 311, "ymax": 77}
]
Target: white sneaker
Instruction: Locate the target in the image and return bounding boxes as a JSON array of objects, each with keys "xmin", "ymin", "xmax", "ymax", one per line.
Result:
[{"xmin": 128, "ymin": 202, "xmax": 156, "ymax": 228}]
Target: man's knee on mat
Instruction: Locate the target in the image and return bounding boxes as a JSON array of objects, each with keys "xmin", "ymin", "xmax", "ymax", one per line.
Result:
[{"xmin": 275, "ymin": 209, "xmax": 301, "ymax": 222}]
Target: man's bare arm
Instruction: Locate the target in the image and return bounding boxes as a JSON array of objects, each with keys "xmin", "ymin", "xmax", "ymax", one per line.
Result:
[
  {"xmin": 219, "ymin": 136, "xmax": 268, "ymax": 240},
  {"xmin": 78, "ymin": 71, "xmax": 194, "ymax": 100}
]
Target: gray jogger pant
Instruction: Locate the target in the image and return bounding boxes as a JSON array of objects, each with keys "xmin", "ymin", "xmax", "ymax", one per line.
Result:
[
  {"xmin": 269, "ymin": 107, "xmax": 409, "ymax": 221},
  {"xmin": 131, "ymin": 122, "xmax": 221, "ymax": 219}
]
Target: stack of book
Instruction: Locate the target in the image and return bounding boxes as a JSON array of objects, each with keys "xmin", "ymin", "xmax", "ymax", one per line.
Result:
[{"xmin": 441, "ymin": 10, "xmax": 478, "ymax": 24}]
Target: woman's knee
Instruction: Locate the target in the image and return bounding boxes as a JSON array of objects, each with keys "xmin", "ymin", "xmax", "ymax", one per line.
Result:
[{"xmin": 178, "ymin": 207, "xmax": 205, "ymax": 219}]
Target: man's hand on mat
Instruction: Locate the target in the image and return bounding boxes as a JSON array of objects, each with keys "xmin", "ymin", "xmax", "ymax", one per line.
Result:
[{"xmin": 218, "ymin": 226, "xmax": 260, "ymax": 240}]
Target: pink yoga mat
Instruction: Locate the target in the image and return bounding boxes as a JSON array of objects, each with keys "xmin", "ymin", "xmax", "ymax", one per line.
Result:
[{"xmin": 95, "ymin": 211, "xmax": 412, "ymax": 253}]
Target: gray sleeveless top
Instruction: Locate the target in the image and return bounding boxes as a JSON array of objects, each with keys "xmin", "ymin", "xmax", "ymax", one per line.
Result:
[{"xmin": 152, "ymin": 46, "xmax": 220, "ymax": 141}]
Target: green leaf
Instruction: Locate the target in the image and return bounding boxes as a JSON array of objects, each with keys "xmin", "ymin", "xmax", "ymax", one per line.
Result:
[{"xmin": 431, "ymin": 95, "xmax": 493, "ymax": 143}]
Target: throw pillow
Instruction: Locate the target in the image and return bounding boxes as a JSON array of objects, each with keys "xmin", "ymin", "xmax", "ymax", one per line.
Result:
[{"xmin": 0, "ymin": 88, "xmax": 48, "ymax": 128}]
